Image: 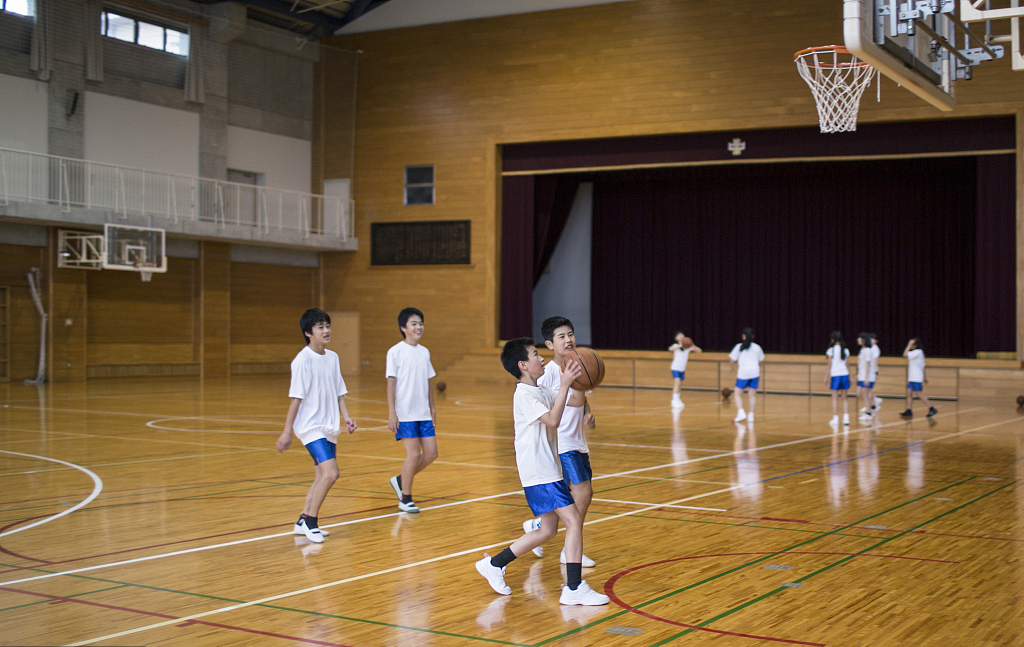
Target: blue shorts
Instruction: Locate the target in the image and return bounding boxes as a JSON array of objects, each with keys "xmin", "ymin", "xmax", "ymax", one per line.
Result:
[
  {"xmin": 735, "ymin": 377, "xmax": 759, "ymax": 390},
  {"xmin": 523, "ymin": 480, "xmax": 575, "ymax": 516},
  {"xmin": 857, "ymin": 380, "xmax": 875, "ymax": 388},
  {"xmin": 395, "ymin": 420, "xmax": 436, "ymax": 441},
  {"xmin": 560, "ymin": 451, "xmax": 592, "ymax": 486},
  {"xmin": 908, "ymin": 381, "xmax": 923, "ymax": 391},
  {"xmin": 830, "ymin": 375, "xmax": 851, "ymax": 391},
  {"xmin": 305, "ymin": 438, "xmax": 337, "ymax": 465},
  {"xmin": 672, "ymin": 370, "xmax": 685, "ymax": 380}
]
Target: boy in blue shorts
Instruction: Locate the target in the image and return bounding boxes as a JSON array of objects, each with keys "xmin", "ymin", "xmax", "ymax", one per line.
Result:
[
  {"xmin": 475, "ymin": 338, "xmax": 608, "ymax": 606},
  {"xmin": 522, "ymin": 316, "xmax": 598, "ymax": 566},
  {"xmin": 386, "ymin": 307, "xmax": 439, "ymax": 513},
  {"xmin": 275, "ymin": 308, "xmax": 357, "ymax": 544}
]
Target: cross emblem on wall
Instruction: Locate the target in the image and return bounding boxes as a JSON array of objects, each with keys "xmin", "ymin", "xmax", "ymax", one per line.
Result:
[{"xmin": 728, "ymin": 137, "xmax": 746, "ymax": 156}]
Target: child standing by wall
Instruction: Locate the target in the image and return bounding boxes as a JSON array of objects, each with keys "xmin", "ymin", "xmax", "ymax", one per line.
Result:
[
  {"xmin": 275, "ymin": 308, "xmax": 357, "ymax": 544},
  {"xmin": 900, "ymin": 338, "xmax": 937, "ymax": 418},
  {"xmin": 386, "ymin": 307, "xmax": 439, "ymax": 513},
  {"xmin": 669, "ymin": 331, "xmax": 702, "ymax": 409},
  {"xmin": 729, "ymin": 328, "xmax": 764, "ymax": 423},
  {"xmin": 477, "ymin": 338, "xmax": 607, "ymax": 605},
  {"xmin": 826, "ymin": 331, "xmax": 851, "ymax": 426}
]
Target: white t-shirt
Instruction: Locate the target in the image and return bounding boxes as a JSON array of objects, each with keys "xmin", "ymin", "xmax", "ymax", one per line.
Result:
[
  {"xmin": 869, "ymin": 345, "xmax": 881, "ymax": 382},
  {"xmin": 288, "ymin": 346, "xmax": 348, "ymax": 445},
  {"xmin": 386, "ymin": 341, "xmax": 437, "ymax": 422},
  {"xmin": 907, "ymin": 348, "xmax": 925, "ymax": 383},
  {"xmin": 826, "ymin": 344, "xmax": 850, "ymax": 377},
  {"xmin": 537, "ymin": 360, "xmax": 588, "ymax": 454},
  {"xmin": 512, "ymin": 383, "xmax": 563, "ymax": 487},
  {"xmin": 671, "ymin": 347, "xmax": 693, "ymax": 372},
  {"xmin": 729, "ymin": 343, "xmax": 764, "ymax": 379},
  {"xmin": 857, "ymin": 346, "xmax": 872, "ymax": 381}
]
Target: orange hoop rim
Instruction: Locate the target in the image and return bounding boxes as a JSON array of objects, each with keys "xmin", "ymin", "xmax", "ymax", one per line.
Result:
[{"xmin": 794, "ymin": 45, "xmax": 872, "ymax": 68}]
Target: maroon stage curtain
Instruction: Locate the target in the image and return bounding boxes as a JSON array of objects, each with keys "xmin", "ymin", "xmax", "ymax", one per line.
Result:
[{"xmin": 589, "ymin": 156, "xmax": 1013, "ymax": 357}]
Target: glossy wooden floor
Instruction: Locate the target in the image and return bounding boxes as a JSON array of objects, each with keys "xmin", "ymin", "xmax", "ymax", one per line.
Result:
[{"xmin": 1, "ymin": 375, "xmax": 1023, "ymax": 647}]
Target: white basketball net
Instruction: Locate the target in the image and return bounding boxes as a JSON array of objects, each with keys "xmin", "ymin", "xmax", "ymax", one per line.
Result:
[{"xmin": 795, "ymin": 46, "xmax": 876, "ymax": 133}]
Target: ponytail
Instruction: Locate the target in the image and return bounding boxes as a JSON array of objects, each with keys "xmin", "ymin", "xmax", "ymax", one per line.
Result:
[{"xmin": 740, "ymin": 327, "xmax": 754, "ymax": 352}]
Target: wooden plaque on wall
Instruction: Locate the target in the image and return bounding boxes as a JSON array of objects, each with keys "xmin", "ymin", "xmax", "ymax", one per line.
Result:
[{"xmin": 371, "ymin": 220, "xmax": 471, "ymax": 265}]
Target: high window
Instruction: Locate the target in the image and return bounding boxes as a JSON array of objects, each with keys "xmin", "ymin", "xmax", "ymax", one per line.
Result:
[
  {"xmin": 101, "ymin": 10, "xmax": 189, "ymax": 56},
  {"xmin": 404, "ymin": 165, "xmax": 435, "ymax": 205},
  {"xmin": 1, "ymin": 0, "xmax": 33, "ymax": 16}
]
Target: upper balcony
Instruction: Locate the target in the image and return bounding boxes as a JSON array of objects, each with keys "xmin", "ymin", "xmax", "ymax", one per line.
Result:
[{"xmin": 0, "ymin": 148, "xmax": 356, "ymax": 251}]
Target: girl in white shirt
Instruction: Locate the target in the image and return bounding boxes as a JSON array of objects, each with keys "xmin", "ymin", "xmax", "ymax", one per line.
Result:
[
  {"xmin": 728, "ymin": 328, "xmax": 764, "ymax": 423},
  {"xmin": 825, "ymin": 331, "xmax": 851, "ymax": 426},
  {"xmin": 901, "ymin": 338, "xmax": 937, "ymax": 418}
]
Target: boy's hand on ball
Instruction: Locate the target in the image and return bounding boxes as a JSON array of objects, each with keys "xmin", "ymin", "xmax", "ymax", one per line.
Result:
[{"xmin": 560, "ymin": 358, "xmax": 583, "ymax": 386}]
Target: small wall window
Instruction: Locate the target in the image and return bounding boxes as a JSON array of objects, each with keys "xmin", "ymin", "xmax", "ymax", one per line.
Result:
[
  {"xmin": 1, "ymin": 0, "xmax": 33, "ymax": 16},
  {"xmin": 101, "ymin": 10, "xmax": 189, "ymax": 56},
  {"xmin": 404, "ymin": 165, "xmax": 434, "ymax": 205}
]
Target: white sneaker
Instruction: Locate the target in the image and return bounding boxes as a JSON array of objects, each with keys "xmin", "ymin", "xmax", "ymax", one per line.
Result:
[
  {"xmin": 297, "ymin": 518, "xmax": 324, "ymax": 544},
  {"xmin": 747, "ymin": 412, "xmax": 754, "ymax": 423},
  {"xmin": 294, "ymin": 520, "xmax": 329, "ymax": 536},
  {"xmin": 874, "ymin": 397, "xmax": 883, "ymax": 410},
  {"xmin": 523, "ymin": 518, "xmax": 543, "ymax": 557},
  {"xmin": 830, "ymin": 415, "xmax": 839, "ymax": 425},
  {"xmin": 859, "ymin": 407, "xmax": 867, "ymax": 414},
  {"xmin": 560, "ymin": 548, "xmax": 596, "ymax": 567},
  {"xmin": 559, "ymin": 580, "xmax": 609, "ymax": 606},
  {"xmin": 734, "ymin": 409, "xmax": 746, "ymax": 422},
  {"xmin": 671, "ymin": 398, "xmax": 684, "ymax": 409},
  {"xmin": 842, "ymin": 413, "xmax": 850, "ymax": 425},
  {"xmin": 388, "ymin": 475, "xmax": 403, "ymax": 502},
  {"xmin": 398, "ymin": 500, "xmax": 420, "ymax": 513},
  {"xmin": 475, "ymin": 555, "xmax": 511, "ymax": 595}
]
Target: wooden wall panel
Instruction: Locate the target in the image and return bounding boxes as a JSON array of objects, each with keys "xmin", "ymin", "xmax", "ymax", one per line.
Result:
[
  {"xmin": 87, "ymin": 259, "xmax": 195, "ymax": 347},
  {"xmin": 0, "ymin": 244, "xmax": 47, "ymax": 381},
  {"xmin": 201, "ymin": 242, "xmax": 231, "ymax": 377},
  {"xmin": 230, "ymin": 263, "xmax": 316, "ymax": 347},
  {"xmin": 319, "ymin": 0, "xmax": 1024, "ymax": 372},
  {"xmin": 48, "ymin": 228, "xmax": 88, "ymax": 382}
]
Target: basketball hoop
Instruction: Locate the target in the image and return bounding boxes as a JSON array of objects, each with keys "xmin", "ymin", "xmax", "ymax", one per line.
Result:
[
  {"xmin": 134, "ymin": 262, "xmax": 157, "ymax": 282},
  {"xmin": 795, "ymin": 46, "xmax": 876, "ymax": 133}
]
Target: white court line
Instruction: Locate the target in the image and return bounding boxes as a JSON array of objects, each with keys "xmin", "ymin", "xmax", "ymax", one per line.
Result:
[
  {"xmin": 42, "ymin": 412, "xmax": 1024, "ymax": 646},
  {"xmin": 0, "ymin": 406, "xmax": 986, "ymax": 590},
  {"xmin": 443, "ymin": 431, "xmax": 730, "ymax": 453},
  {"xmin": 593, "ymin": 497, "xmax": 727, "ymax": 512},
  {"xmin": 0, "ymin": 449, "xmax": 265, "ymax": 478},
  {"xmin": 0, "ymin": 451, "xmax": 103, "ymax": 538}
]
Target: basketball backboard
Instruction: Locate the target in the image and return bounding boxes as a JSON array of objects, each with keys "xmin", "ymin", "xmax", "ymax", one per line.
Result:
[
  {"xmin": 102, "ymin": 223, "xmax": 167, "ymax": 276},
  {"xmin": 843, "ymin": 0, "xmax": 1005, "ymax": 111}
]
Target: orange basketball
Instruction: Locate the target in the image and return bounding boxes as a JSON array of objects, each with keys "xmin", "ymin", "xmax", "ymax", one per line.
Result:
[
  {"xmin": 569, "ymin": 347, "xmax": 605, "ymax": 391},
  {"xmin": 681, "ymin": 337, "xmax": 694, "ymax": 349}
]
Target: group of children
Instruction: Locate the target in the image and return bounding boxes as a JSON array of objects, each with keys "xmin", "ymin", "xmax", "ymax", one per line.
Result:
[
  {"xmin": 669, "ymin": 328, "xmax": 938, "ymax": 425},
  {"xmin": 277, "ymin": 307, "xmax": 608, "ymax": 606}
]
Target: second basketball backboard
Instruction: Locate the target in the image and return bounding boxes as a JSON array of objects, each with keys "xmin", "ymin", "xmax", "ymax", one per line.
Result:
[{"xmin": 843, "ymin": 0, "xmax": 1005, "ymax": 111}]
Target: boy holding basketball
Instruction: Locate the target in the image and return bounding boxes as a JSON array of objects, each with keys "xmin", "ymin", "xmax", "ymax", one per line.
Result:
[
  {"xmin": 275, "ymin": 308, "xmax": 357, "ymax": 544},
  {"xmin": 522, "ymin": 316, "xmax": 598, "ymax": 566},
  {"xmin": 475, "ymin": 337, "xmax": 608, "ymax": 606},
  {"xmin": 669, "ymin": 331, "xmax": 703, "ymax": 409},
  {"xmin": 387, "ymin": 307, "xmax": 439, "ymax": 513}
]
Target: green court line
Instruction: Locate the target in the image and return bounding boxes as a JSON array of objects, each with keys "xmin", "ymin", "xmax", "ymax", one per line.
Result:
[
  {"xmin": 650, "ymin": 478, "xmax": 1018, "ymax": 646},
  {"xmin": 533, "ymin": 476, "xmax": 977, "ymax": 645}
]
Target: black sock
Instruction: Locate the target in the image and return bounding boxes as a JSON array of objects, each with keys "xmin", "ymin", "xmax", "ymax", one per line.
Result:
[
  {"xmin": 396, "ymin": 474, "xmax": 402, "ymax": 489},
  {"xmin": 490, "ymin": 547, "xmax": 517, "ymax": 569},
  {"xmin": 401, "ymin": 494, "xmax": 413, "ymax": 504},
  {"xmin": 566, "ymin": 563, "xmax": 582, "ymax": 590},
  {"xmin": 304, "ymin": 515, "xmax": 319, "ymax": 529}
]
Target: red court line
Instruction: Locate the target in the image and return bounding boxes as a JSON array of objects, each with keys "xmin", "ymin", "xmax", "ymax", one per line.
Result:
[
  {"xmin": 0, "ymin": 495, "xmax": 453, "ymax": 574},
  {"xmin": 604, "ymin": 551, "xmax": 958, "ymax": 645},
  {"xmin": 0, "ymin": 517, "xmax": 54, "ymax": 565},
  {"xmin": 1, "ymin": 586, "xmax": 352, "ymax": 646}
]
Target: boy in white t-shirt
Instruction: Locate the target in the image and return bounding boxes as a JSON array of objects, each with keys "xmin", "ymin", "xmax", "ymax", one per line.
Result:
[
  {"xmin": 475, "ymin": 337, "xmax": 608, "ymax": 606},
  {"xmin": 900, "ymin": 338, "xmax": 937, "ymax": 418},
  {"xmin": 386, "ymin": 307, "xmax": 438, "ymax": 513},
  {"xmin": 669, "ymin": 331, "xmax": 703, "ymax": 409},
  {"xmin": 856, "ymin": 333, "xmax": 881, "ymax": 418},
  {"xmin": 825, "ymin": 331, "xmax": 851, "ymax": 426},
  {"xmin": 729, "ymin": 327, "xmax": 765, "ymax": 423},
  {"xmin": 275, "ymin": 308, "xmax": 357, "ymax": 544},
  {"xmin": 522, "ymin": 316, "xmax": 598, "ymax": 566}
]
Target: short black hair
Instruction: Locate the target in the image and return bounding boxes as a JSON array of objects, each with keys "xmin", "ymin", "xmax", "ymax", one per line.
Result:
[
  {"xmin": 398, "ymin": 307, "xmax": 424, "ymax": 337},
  {"xmin": 501, "ymin": 337, "xmax": 535, "ymax": 379},
  {"xmin": 541, "ymin": 316, "xmax": 573, "ymax": 343},
  {"xmin": 300, "ymin": 308, "xmax": 330, "ymax": 344}
]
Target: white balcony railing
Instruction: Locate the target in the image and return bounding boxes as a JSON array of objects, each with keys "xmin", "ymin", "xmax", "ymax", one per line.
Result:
[{"xmin": 0, "ymin": 148, "xmax": 354, "ymax": 240}]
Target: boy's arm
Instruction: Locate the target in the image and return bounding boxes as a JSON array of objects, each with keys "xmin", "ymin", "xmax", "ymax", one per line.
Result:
[
  {"xmin": 339, "ymin": 395, "xmax": 357, "ymax": 433},
  {"xmin": 386, "ymin": 377, "xmax": 398, "ymax": 433},
  {"xmin": 539, "ymin": 360, "xmax": 582, "ymax": 428},
  {"xmin": 669, "ymin": 343, "xmax": 680, "ymax": 351},
  {"xmin": 903, "ymin": 340, "xmax": 914, "ymax": 357},
  {"xmin": 276, "ymin": 398, "xmax": 302, "ymax": 453},
  {"xmin": 428, "ymin": 379, "xmax": 436, "ymax": 426},
  {"xmin": 692, "ymin": 345, "xmax": 702, "ymax": 353},
  {"xmin": 583, "ymin": 397, "xmax": 595, "ymax": 429}
]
